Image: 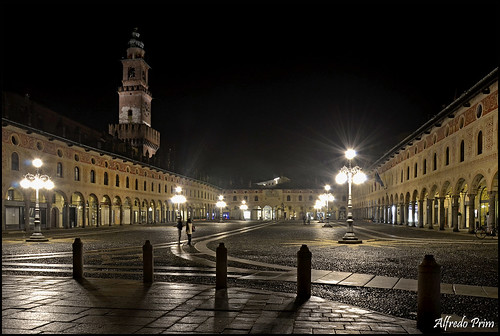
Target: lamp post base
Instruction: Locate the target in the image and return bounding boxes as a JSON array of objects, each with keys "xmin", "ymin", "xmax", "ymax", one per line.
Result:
[
  {"xmin": 26, "ymin": 232, "xmax": 49, "ymax": 242},
  {"xmin": 338, "ymin": 232, "xmax": 362, "ymax": 244}
]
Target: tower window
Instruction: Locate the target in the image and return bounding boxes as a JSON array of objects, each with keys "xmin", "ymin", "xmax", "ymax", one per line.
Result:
[
  {"xmin": 445, "ymin": 147, "xmax": 450, "ymax": 165},
  {"xmin": 90, "ymin": 170, "xmax": 96, "ymax": 183},
  {"xmin": 128, "ymin": 67, "xmax": 135, "ymax": 79},
  {"xmin": 126, "ymin": 177, "xmax": 130, "ymax": 188},
  {"xmin": 104, "ymin": 172, "xmax": 108, "ymax": 185},
  {"xmin": 116, "ymin": 175, "xmax": 120, "ymax": 187}
]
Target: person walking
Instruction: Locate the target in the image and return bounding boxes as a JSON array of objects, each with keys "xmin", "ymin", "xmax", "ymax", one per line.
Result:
[
  {"xmin": 186, "ymin": 218, "xmax": 193, "ymax": 246},
  {"xmin": 176, "ymin": 217, "xmax": 183, "ymax": 244}
]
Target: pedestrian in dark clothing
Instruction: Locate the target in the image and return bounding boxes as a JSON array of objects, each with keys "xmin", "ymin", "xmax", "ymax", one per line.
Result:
[
  {"xmin": 303, "ymin": 215, "xmax": 306, "ymax": 225},
  {"xmin": 186, "ymin": 218, "xmax": 193, "ymax": 245},
  {"xmin": 176, "ymin": 217, "xmax": 183, "ymax": 244},
  {"xmin": 307, "ymin": 218, "xmax": 310, "ymax": 225}
]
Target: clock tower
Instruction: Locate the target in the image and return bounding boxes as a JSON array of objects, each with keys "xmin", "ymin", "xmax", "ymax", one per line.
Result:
[{"xmin": 109, "ymin": 28, "xmax": 160, "ymax": 158}]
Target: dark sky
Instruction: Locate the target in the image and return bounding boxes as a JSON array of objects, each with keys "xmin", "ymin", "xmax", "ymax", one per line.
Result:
[{"xmin": 2, "ymin": 4, "xmax": 498, "ymax": 185}]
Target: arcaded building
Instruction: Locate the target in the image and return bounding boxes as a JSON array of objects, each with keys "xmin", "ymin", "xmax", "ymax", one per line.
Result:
[
  {"xmin": 2, "ymin": 29, "xmax": 496, "ymax": 234},
  {"xmin": 2, "ymin": 30, "xmax": 344, "ymax": 232},
  {"xmin": 355, "ymin": 68, "xmax": 498, "ymax": 233}
]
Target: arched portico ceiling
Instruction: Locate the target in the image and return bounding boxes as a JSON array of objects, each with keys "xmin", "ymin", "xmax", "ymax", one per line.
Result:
[
  {"xmin": 71, "ymin": 192, "xmax": 85, "ymax": 204},
  {"xmin": 430, "ymin": 184, "xmax": 439, "ymax": 196},
  {"xmin": 412, "ymin": 190, "xmax": 419, "ymax": 201},
  {"xmin": 101, "ymin": 195, "xmax": 111, "ymax": 205},
  {"xmin": 123, "ymin": 197, "xmax": 131, "ymax": 206},
  {"xmin": 113, "ymin": 196, "xmax": 121, "ymax": 206},
  {"xmin": 491, "ymin": 172, "xmax": 498, "ymax": 192},
  {"xmin": 470, "ymin": 174, "xmax": 486, "ymax": 194},
  {"xmin": 420, "ymin": 187, "xmax": 428, "ymax": 199},
  {"xmin": 454, "ymin": 178, "xmax": 468, "ymax": 194},
  {"xmin": 441, "ymin": 181, "xmax": 452, "ymax": 196},
  {"xmin": 5, "ymin": 187, "xmax": 25, "ymax": 201}
]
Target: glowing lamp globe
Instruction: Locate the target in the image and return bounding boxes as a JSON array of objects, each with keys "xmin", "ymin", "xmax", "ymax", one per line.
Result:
[
  {"xmin": 353, "ymin": 171, "xmax": 367, "ymax": 185},
  {"xmin": 335, "ymin": 172, "xmax": 348, "ymax": 185}
]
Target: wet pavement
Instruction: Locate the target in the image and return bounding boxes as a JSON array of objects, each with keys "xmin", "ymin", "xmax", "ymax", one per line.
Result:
[{"xmin": 2, "ymin": 220, "xmax": 498, "ymax": 334}]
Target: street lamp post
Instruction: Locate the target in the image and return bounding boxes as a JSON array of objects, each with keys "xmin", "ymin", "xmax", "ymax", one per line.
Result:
[
  {"xmin": 240, "ymin": 200, "xmax": 248, "ymax": 220},
  {"xmin": 171, "ymin": 186, "xmax": 186, "ymax": 220},
  {"xmin": 336, "ymin": 149, "xmax": 366, "ymax": 244},
  {"xmin": 216, "ymin": 195, "xmax": 226, "ymax": 222},
  {"xmin": 20, "ymin": 158, "xmax": 54, "ymax": 242},
  {"xmin": 320, "ymin": 185, "xmax": 334, "ymax": 227}
]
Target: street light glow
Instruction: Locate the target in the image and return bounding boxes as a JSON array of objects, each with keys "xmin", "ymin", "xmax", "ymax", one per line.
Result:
[
  {"xmin": 335, "ymin": 171, "xmax": 348, "ymax": 184},
  {"xmin": 32, "ymin": 158, "xmax": 43, "ymax": 168},
  {"xmin": 353, "ymin": 171, "xmax": 367, "ymax": 184},
  {"xmin": 345, "ymin": 149, "xmax": 356, "ymax": 160}
]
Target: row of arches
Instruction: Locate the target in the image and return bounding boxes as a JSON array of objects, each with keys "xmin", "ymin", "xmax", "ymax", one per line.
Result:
[{"xmin": 355, "ymin": 172, "xmax": 498, "ymax": 232}]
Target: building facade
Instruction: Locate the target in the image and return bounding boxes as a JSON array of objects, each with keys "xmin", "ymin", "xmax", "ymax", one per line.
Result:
[{"xmin": 354, "ymin": 68, "xmax": 498, "ymax": 233}]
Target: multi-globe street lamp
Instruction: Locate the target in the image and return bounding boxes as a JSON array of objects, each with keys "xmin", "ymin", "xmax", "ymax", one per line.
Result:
[
  {"xmin": 335, "ymin": 149, "xmax": 366, "ymax": 244},
  {"xmin": 320, "ymin": 184, "xmax": 335, "ymax": 227},
  {"xmin": 240, "ymin": 200, "xmax": 248, "ymax": 220},
  {"xmin": 20, "ymin": 158, "xmax": 54, "ymax": 242},
  {"xmin": 216, "ymin": 195, "xmax": 226, "ymax": 222},
  {"xmin": 171, "ymin": 186, "xmax": 186, "ymax": 220}
]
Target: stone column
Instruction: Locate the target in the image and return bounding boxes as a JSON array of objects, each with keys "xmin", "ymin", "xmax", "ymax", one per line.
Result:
[
  {"xmin": 488, "ymin": 192, "xmax": 496, "ymax": 231},
  {"xmin": 405, "ymin": 202, "xmax": 410, "ymax": 226},
  {"xmin": 418, "ymin": 199, "xmax": 424, "ymax": 228},
  {"xmin": 432, "ymin": 198, "xmax": 438, "ymax": 229},
  {"xmin": 411, "ymin": 201, "xmax": 416, "ymax": 227},
  {"xmin": 400, "ymin": 202, "xmax": 405, "ymax": 225},
  {"xmin": 439, "ymin": 197, "xmax": 445, "ymax": 230},
  {"xmin": 467, "ymin": 194, "xmax": 476, "ymax": 233},
  {"xmin": 24, "ymin": 197, "xmax": 31, "ymax": 232},
  {"xmin": 452, "ymin": 195, "xmax": 459, "ymax": 232},
  {"xmin": 82, "ymin": 202, "xmax": 86, "ymax": 228},
  {"xmin": 427, "ymin": 198, "xmax": 433, "ymax": 229},
  {"xmin": 63, "ymin": 202, "xmax": 70, "ymax": 229},
  {"xmin": 119, "ymin": 205, "xmax": 123, "ymax": 225}
]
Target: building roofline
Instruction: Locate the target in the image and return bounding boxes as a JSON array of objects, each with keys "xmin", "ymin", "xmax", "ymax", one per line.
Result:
[{"xmin": 368, "ymin": 67, "xmax": 498, "ymax": 172}]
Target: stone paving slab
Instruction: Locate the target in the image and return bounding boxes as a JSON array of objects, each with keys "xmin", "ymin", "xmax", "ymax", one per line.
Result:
[
  {"xmin": 315, "ymin": 270, "xmax": 353, "ymax": 284},
  {"xmin": 2, "ymin": 274, "xmax": 424, "ymax": 334},
  {"xmin": 483, "ymin": 286, "xmax": 498, "ymax": 299},
  {"xmin": 393, "ymin": 278, "xmax": 418, "ymax": 291},
  {"xmin": 454, "ymin": 284, "xmax": 489, "ymax": 297},
  {"xmin": 364, "ymin": 275, "xmax": 399, "ymax": 289},
  {"xmin": 338, "ymin": 273, "xmax": 375, "ymax": 287}
]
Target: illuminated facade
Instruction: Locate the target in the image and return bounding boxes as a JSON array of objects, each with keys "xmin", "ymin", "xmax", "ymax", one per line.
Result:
[{"xmin": 354, "ymin": 68, "xmax": 498, "ymax": 232}]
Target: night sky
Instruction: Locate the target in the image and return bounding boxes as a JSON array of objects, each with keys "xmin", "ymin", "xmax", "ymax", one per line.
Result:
[{"xmin": 2, "ymin": 4, "xmax": 498, "ymax": 186}]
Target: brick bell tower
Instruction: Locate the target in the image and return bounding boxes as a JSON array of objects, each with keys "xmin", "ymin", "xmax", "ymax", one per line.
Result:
[{"xmin": 109, "ymin": 28, "xmax": 160, "ymax": 158}]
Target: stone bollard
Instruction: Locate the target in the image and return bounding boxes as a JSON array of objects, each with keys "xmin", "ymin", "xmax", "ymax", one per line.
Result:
[
  {"xmin": 143, "ymin": 240, "xmax": 154, "ymax": 283},
  {"xmin": 417, "ymin": 254, "xmax": 441, "ymax": 332},
  {"xmin": 297, "ymin": 244, "xmax": 312, "ymax": 300},
  {"xmin": 72, "ymin": 238, "xmax": 83, "ymax": 279},
  {"xmin": 216, "ymin": 243, "xmax": 227, "ymax": 290}
]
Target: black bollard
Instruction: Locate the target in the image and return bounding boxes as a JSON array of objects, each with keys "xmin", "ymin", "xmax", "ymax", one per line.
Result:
[
  {"xmin": 417, "ymin": 254, "xmax": 441, "ymax": 332},
  {"xmin": 143, "ymin": 240, "xmax": 154, "ymax": 283},
  {"xmin": 216, "ymin": 243, "xmax": 227, "ymax": 290},
  {"xmin": 297, "ymin": 244, "xmax": 312, "ymax": 300},
  {"xmin": 72, "ymin": 238, "xmax": 83, "ymax": 279}
]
